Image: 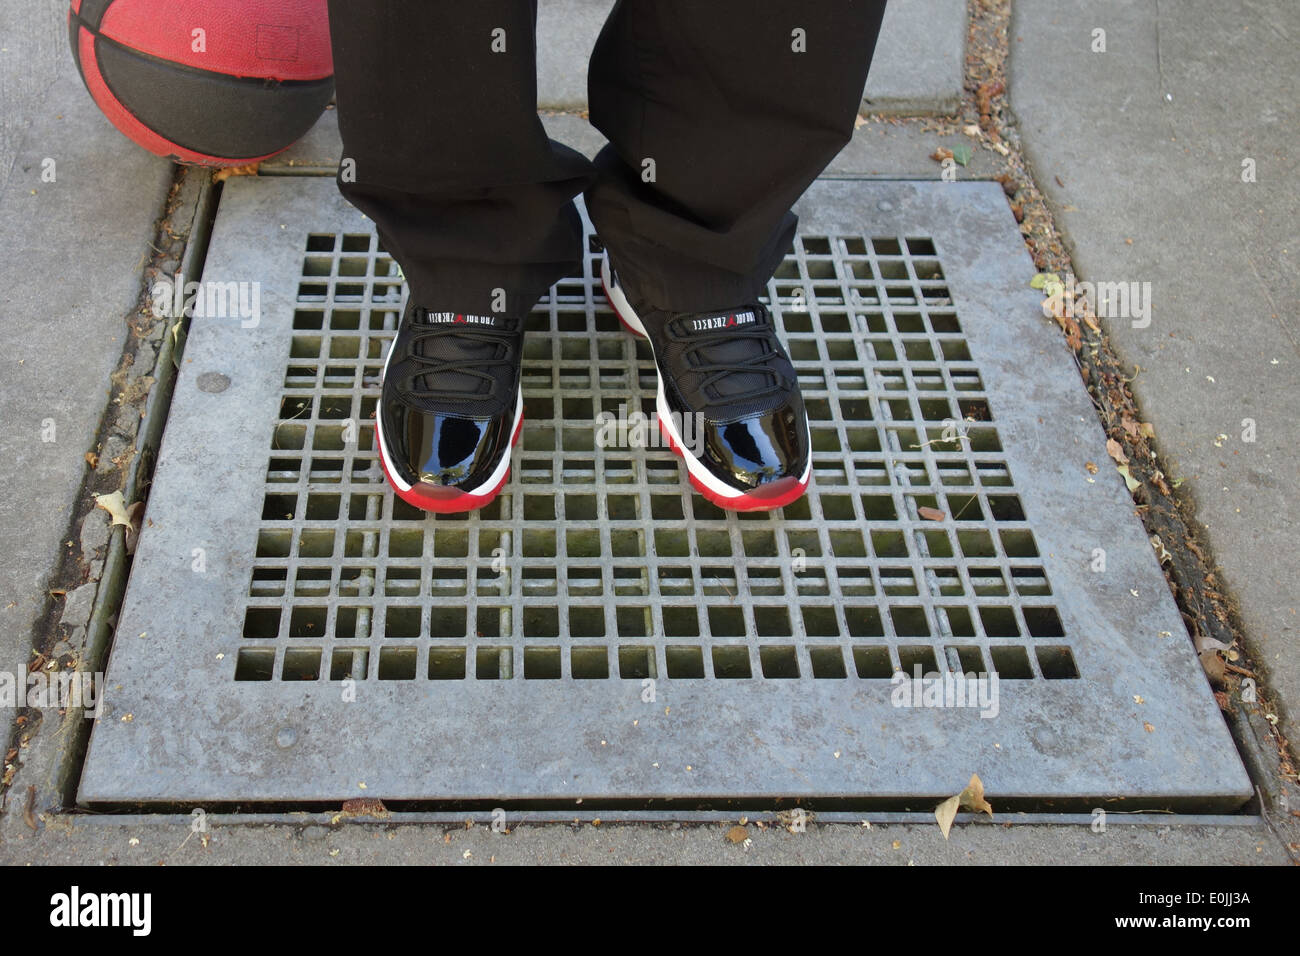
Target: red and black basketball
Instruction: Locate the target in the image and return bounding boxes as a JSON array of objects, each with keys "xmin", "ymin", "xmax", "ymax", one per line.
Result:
[{"xmin": 68, "ymin": 0, "xmax": 334, "ymax": 167}]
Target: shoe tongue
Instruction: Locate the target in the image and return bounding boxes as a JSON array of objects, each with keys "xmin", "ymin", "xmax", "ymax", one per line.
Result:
[
  {"xmin": 671, "ymin": 308, "xmax": 763, "ymax": 337},
  {"xmin": 673, "ymin": 308, "xmax": 770, "ymax": 400},
  {"xmin": 420, "ymin": 310, "xmax": 516, "ymax": 332},
  {"xmin": 411, "ymin": 311, "xmax": 515, "ymax": 398}
]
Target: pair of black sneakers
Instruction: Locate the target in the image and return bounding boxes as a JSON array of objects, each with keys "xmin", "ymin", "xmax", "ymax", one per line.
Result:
[{"xmin": 375, "ymin": 255, "xmax": 811, "ymax": 513}]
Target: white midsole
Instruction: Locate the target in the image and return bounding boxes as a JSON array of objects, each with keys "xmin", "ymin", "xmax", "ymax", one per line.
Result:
[
  {"xmin": 377, "ymin": 322, "xmax": 523, "ymax": 496},
  {"xmin": 601, "ymin": 256, "xmax": 811, "ymax": 498}
]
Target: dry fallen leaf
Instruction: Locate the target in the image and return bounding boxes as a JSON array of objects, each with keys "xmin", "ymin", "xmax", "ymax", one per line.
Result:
[
  {"xmin": 336, "ymin": 797, "xmax": 389, "ymax": 821},
  {"xmin": 93, "ymin": 490, "xmax": 133, "ymax": 528},
  {"xmin": 935, "ymin": 796, "xmax": 961, "ymax": 839},
  {"xmin": 1105, "ymin": 438, "xmax": 1129, "ymax": 465},
  {"xmin": 124, "ymin": 501, "xmax": 146, "ymax": 555},
  {"xmin": 1194, "ymin": 633, "xmax": 1233, "ymax": 655},
  {"xmin": 935, "ymin": 773, "xmax": 994, "ymax": 839},
  {"xmin": 212, "ymin": 162, "xmax": 260, "ymax": 182},
  {"xmin": 918, "ymin": 506, "xmax": 946, "ymax": 522},
  {"xmin": 24, "ymin": 786, "xmax": 38, "ymax": 830},
  {"xmin": 1143, "ymin": 722, "xmax": 1155, "ymax": 733},
  {"xmin": 1084, "ymin": 461, "xmax": 1099, "ymax": 475},
  {"xmin": 1116, "ymin": 463, "xmax": 1141, "ymax": 493},
  {"xmin": 724, "ymin": 825, "xmax": 749, "ymax": 844},
  {"xmin": 930, "ymin": 146, "xmax": 954, "ymax": 162},
  {"xmin": 84, "ymin": 451, "xmax": 99, "ymax": 469}
]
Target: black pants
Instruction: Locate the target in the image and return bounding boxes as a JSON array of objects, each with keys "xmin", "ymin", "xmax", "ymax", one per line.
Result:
[{"xmin": 327, "ymin": 0, "xmax": 887, "ymax": 316}]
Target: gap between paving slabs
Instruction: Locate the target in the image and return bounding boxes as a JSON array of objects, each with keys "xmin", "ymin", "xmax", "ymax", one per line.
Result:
[{"xmin": 1, "ymin": 165, "xmax": 217, "ymax": 824}]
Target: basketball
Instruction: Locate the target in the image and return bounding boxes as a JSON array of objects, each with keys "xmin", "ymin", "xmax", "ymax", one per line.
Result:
[{"xmin": 68, "ymin": 0, "xmax": 334, "ymax": 167}]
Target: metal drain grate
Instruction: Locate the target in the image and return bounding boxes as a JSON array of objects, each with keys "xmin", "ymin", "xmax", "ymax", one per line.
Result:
[
  {"xmin": 239, "ymin": 230, "xmax": 1076, "ymax": 690},
  {"xmin": 79, "ymin": 178, "xmax": 1250, "ymax": 808}
]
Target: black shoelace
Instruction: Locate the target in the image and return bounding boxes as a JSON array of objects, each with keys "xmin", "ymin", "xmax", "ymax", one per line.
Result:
[{"xmin": 666, "ymin": 305, "xmax": 791, "ymax": 410}]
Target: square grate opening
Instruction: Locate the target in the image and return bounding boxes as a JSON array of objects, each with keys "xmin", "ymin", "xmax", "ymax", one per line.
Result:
[{"xmin": 77, "ymin": 179, "xmax": 1250, "ymax": 809}]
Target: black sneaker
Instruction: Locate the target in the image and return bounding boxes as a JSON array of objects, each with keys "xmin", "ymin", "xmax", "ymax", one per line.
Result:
[
  {"xmin": 600, "ymin": 256, "xmax": 810, "ymax": 511},
  {"xmin": 375, "ymin": 302, "xmax": 524, "ymax": 513}
]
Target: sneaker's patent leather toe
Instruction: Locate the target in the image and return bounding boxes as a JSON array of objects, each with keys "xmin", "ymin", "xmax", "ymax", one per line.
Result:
[{"xmin": 697, "ymin": 397, "xmax": 809, "ymax": 492}]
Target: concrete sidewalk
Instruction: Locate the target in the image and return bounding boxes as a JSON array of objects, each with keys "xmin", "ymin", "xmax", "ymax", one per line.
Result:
[
  {"xmin": 1009, "ymin": 0, "xmax": 1299, "ymax": 743},
  {"xmin": 535, "ymin": 0, "xmax": 967, "ymax": 114},
  {"xmin": 1, "ymin": 0, "xmax": 1296, "ymax": 864}
]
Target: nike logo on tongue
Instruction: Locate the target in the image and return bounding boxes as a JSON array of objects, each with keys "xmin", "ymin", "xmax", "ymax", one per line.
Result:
[
  {"xmin": 688, "ymin": 310, "xmax": 756, "ymax": 333},
  {"xmin": 427, "ymin": 312, "xmax": 497, "ymax": 326}
]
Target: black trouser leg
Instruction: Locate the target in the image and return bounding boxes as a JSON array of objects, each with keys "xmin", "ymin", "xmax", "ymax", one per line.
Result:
[
  {"xmin": 584, "ymin": 0, "xmax": 888, "ymax": 313},
  {"xmin": 327, "ymin": 0, "xmax": 887, "ymax": 317},
  {"xmin": 326, "ymin": 0, "xmax": 592, "ymax": 315}
]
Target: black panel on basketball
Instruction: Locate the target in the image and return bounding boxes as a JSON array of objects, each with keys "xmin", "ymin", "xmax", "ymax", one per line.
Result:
[
  {"xmin": 94, "ymin": 34, "xmax": 334, "ymax": 160},
  {"xmin": 74, "ymin": 0, "xmax": 115, "ymax": 30}
]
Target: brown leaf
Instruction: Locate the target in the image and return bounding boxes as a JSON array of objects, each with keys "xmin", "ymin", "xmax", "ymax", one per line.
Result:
[
  {"xmin": 976, "ymin": 79, "xmax": 1005, "ymax": 118},
  {"xmin": 24, "ymin": 786, "xmax": 38, "ymax": 830},
  {"xmin": 1084, "ymin": 461, "xmax": 1099, "ymax": 474},
  {"xmin": 724, "ymin": 825, "xmax": 749, "ymax": 844},
  {"xmin": 1064, "ymin": 317, "xmax": 1082, "ymax": 351},
  {"xmin": 84, "ymin": 451, "xmax": 99, "ymax": 469},
  {"xmin": 124, "ymin": 501, "xmax": 147, "ymax": 555},
  {"xmin": 918, "ymin": 506, "xmax": 946, "ymax": 522},
  {"xmin": 1199, "ymin": 649, "xmax": 1227, "ymax": 688},
  {"xmin": 1143, "ymin": 722, "xmax": 1155, "ymax": 733},
  {"xmin": 959, "ymin": 773, "xmax": 994, "ymax": 817},
  {"xmin": 935, "ymin": 794, "xmax": 960, "ymax": 839},
  {"xmin": 930, "ymin": 147, "xmax": 954, "ymax": 162},
  {"xmin": 935, "ymin": 773, "xmax": 993, "ymax": 839},
  {"xmin": 337, "ymin": 797, "xmax": 389, "ymax": 820},
  {"xmin": 212, "ymin": 162, "xmax": 260, "ymax": 182},
  {"xmin": 1105, "ymin": 438, "xmax": 1129, "ymax": 465}
]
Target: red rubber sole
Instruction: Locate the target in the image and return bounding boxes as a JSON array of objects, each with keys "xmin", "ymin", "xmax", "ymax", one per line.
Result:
[
  {"xmin": 656, "ymin": 419, "xmax": 808, "ymax": 513},
  {"xmin": 376, "ymin": 411, "xmax": 524, "ymax": 514}
]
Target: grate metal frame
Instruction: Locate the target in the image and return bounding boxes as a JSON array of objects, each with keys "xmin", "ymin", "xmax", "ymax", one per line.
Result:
[{"xmin": 78, "ymin": 178, "xmax": 1250, "ymax": 808}]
